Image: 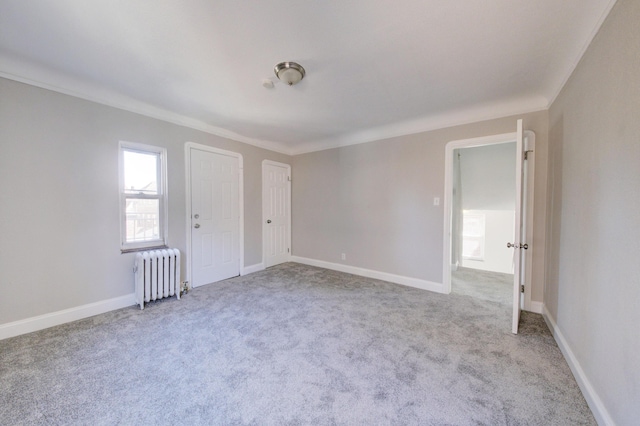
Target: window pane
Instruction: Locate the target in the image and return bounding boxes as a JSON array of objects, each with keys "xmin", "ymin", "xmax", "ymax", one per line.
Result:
[
  {"xmin": 462, "ymin": 211, "xmax": 485, "ymax": 237},
  {"xmin": 462, "ymin": 211, "xmax": 485, "ymax": 260},
  {"xmin": 462, "ymin": 237, "xmax": 483, "ymax": 259},
  {"xmin": 124, "ymin": 150, "xmax": 158, "ymax": 194},
  {"xmin": 125, "ymin": 198, "xmax": 160, "ymax": 242}
]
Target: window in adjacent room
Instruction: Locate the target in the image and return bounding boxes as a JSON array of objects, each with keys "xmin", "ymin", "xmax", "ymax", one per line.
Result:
[
  {"xmin": 119, "ymin": 141, "xmax": 168, "ymax": 251},
  {"xmin": 462, "ymin": 211, "xmax": 485, "ymax": 261}
]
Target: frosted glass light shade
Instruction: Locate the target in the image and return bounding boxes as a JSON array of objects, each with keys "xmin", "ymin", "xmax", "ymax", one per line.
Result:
[{"xmin": 274, "ymin": 62, "xmax": 305, "ymax": 86}]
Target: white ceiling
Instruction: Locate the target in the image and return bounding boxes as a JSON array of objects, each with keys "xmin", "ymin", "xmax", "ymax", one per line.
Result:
[{"xmin": 0, "ymin": 0, "xmax": 616, "ymax": 155}]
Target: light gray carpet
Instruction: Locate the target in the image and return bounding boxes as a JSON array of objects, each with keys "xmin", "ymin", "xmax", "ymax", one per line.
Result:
[
  {"xmin": 0, "ymin": 263, "xmax": 594, "ymax": 425},
  {"xmin": 451, "ymin": 267, "xmax": 513, "ymax": 306}
]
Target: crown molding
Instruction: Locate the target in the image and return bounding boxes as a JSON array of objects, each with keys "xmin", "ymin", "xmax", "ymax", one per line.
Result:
[
  {"xmin": 2, "ymin": 54, "xmax": 549, "ymax": 158},
  {"xmin": 0, "ymin": 55, "xmax": 291, "ymax": 155},
  {"xmin": 289, "ymin": 97, "xmax": 548, "ymax": 155},
  {"xmin": 547, "ymin": 0, "xmax": 619, "ymax": 107}
]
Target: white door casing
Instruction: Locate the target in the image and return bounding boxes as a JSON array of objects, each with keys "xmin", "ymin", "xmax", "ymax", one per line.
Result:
[
  {"xmin": 511, "ymin": 119, "xmax": 524, "ymax": 334},
  {"xmin": 186, "ymin": 143, "xmax": 243, "ymax": 287},
  {"xmin": 521, "ymin": 130, "xmax": 535, "ymax": 314},
  {"xmin": 511, "ymin": 121, "xmax": 535, "ymax": 333},
  {"xmin": 442, "ymin": 123, "xmax": 536, "ymax": 334},
  {"xmin": 262, "ymin": 161, "xmax": 291, "ymax": 268}
]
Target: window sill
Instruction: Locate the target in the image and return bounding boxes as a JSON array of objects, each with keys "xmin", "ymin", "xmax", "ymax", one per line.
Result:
[{"xmin": 121, "ymin": 245, "xmax": 169, "ymax": 254}]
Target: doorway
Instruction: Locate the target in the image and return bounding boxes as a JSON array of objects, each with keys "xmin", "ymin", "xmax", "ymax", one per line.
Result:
[
  {"xmin": 185, "ymin": 143, "xmax": 243, "ymax": 288},
  {"xmin": 262, "ymin": 160, "xmax": 291, "ymax": 268},
  {"xmin": 443, "ymin": 122, "xmax": 535, "ymax": 333},
  {"xmin": 451, "ymin": 142, "xmax": 517, "ymax": 309}
]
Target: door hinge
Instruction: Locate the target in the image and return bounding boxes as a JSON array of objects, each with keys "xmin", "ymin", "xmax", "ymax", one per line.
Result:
[
  {"xmin": 287, "ymin": 176, "xmax": 291, "ymax": 182},
  {"xmin": 287, "ymin": 248, "xmax": 290, "ymax": 253},
  {"xmin": 524, "ymin": 150, "xmax": 534, "ymax": 160},
  {"xmin": 520, "ymin": 285, "xmax": 525, "ymax": 293}
]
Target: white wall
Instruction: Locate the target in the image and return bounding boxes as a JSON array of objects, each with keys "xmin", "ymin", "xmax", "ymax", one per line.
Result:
[
  {"xmin": 0, "ymin": 77, "xmax": 290, "ymax": 328},
  {"xmin": 458, "ymin": 143, "xmax": 516, "ymax": 273},
  {"xmin": 459, "ymin": 143, "xmax": 516, "ymax": 211},
  {"xmin": 546, "ymin": 0, "xmax": 640, "ymax": 423}
]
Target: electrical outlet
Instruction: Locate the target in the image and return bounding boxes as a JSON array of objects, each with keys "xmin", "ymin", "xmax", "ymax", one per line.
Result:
[{"xmin": 341, "ymin": 253, "xmax": 346, "ymax": 261}]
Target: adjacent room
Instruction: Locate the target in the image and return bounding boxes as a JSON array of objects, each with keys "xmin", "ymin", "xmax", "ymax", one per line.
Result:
[
  {"xmin": 449, "ymin": 142, "xmax": 518, "ymax": 308},
  {"xmin": 1, "ymin": 1, "xmax": 638, "ymax": 424}
]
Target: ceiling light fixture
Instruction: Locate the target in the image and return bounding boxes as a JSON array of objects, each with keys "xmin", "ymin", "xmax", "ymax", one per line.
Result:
[{"xmin": 274, "ymin": 62, "xmax": 305, "ymax": 86}]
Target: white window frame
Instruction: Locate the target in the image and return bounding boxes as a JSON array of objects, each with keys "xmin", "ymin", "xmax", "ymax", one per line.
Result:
[
  {"xmin": 462, "ymin": 211, "xmax": 486, "ymax": 261},
  {"xmin": 119, "ymin": 141, "xmax": 168, "ymax": 252}
]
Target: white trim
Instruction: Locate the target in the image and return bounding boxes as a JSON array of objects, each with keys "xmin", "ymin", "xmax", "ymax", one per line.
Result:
[
  {"xmin": 442, "ymin": 132, "xmax": 518, "ymax": 295},
  {"xmin": 0, "ymin": 61, "xmax": 551, "ymax": 157},
  {"xmin": 0, "ymin": 58, "xmax": 291, "ymax": 155},
  {"xmin": 547, "ymin": 0, "xmax": 619, "ymax": 107},
  {"xmin": 118, "ymin": 141, "xmax": 169, "ymax": 251},
  {"xmin": 291, "ymin": 256, "xmax": 445, "ymax": 294},
  {"xmin": 242, "ymin": 263, "xmax": 265, "ymax": 275},
  {"xmin": 0, "ymin": 294, "xmax": 136, "ymax": 341},
  {"xmin": 542, "ymin": 307, "xmax": 615, "ymax": 426},
  {"xmin": 527, "ymin": 301, "xmax": 544, "ymax": 314},
  {"xmin": 262, "ymin": 160, "xmax": 292, "ymax": 268},
  {"xmin": 184, "ymin": 142, "xmax": 244, "ymax": 287},
  {"xmin": 442, "ymin": 130, "xmax": 537, "ymax": 310},
  {"xmin": 522, "ymin": 132, "xmax": 536, "ymax": 313},
  {"xmin": 289, "ymin": 105, "xmax": 547, "ymax": 155},
  {"xmin": 0, "ymin": 60, "xmax": 549, "ymax": 158}
]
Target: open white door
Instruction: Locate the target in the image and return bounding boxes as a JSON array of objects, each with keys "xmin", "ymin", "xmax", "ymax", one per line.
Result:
[
  {"xmin": 443, "ymin": 125, "xmax": 534, "ymax": 332},
  {"xmin": 511, "ymin": 119, "xmax": 525, "ymax": 334},
  {"xmin": 262, "ymin": 161, "xmax": 291, "ymax": 268}
]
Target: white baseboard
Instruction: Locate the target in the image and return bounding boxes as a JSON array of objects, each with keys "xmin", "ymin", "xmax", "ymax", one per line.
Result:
[
  {"xmin": 0, "ymin": 293, "xmax": 136, "ymax": 341},
  {"xmin": 527, "ymin": 301, "xmax": 544, "ymax": 314},
  {"xmin": 290, "ymin": 256, "xmax": 445, "ymax": 294},
  {"xmin": 241, "ymin": 262, "xmax": 265, "ymax": 275},
  {"xmin": 542, "ymin": 306, "xmax": 615, "ymax": 426}
]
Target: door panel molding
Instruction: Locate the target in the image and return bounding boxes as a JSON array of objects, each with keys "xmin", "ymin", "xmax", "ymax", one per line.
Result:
[{"xmin": 185, "ymin": 142, "xmax": 244, "ymax": 287}]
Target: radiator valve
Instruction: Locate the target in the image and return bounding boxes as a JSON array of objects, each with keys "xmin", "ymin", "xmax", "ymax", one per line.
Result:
[{"xmin": 181, "ymin": 281, "xmax": 189, "ymax": 295}]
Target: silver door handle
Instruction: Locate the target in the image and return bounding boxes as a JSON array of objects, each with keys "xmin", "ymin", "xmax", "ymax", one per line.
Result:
[
  {"xmin": 194, "ymin": 224, "xmax": 200, "ymax": 229},
  {"xmin": 507, "ymin": 242, "xmax": 528, "ymax": 249},
  {"xmin": 267, "ymin": 220, "xmax": 271, "ymax": 224}
]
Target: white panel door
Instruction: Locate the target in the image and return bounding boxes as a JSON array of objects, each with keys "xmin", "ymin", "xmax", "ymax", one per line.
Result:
[
  {"xmin": 511, "ymin": 119, "xmax": 525, "ymax": 334},
  {"xmin": 263, "ymin": 162, "xmax": 290, "ymax": 268},
  {"xmin": 191, "ymin": 148, "xmax": 239, "ymax": 287}
]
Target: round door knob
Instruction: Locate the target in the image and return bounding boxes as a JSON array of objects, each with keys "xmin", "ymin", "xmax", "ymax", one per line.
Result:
[
  {"xmin": 194, "ymin": 224, "xmax": 200, "ymax": 229},
  {"xmin": 267, "ymin": 220, "xmax": 272, "ymax": 224}
]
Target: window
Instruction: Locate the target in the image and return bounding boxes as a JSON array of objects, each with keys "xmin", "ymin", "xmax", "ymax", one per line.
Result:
[
  {"xmin": 119, "ymin": 142, "xmax": 168, "ymax": 251},
  {"xmin": 462, "ymin": 211, "xmax": 485, "ymax": 261}
]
